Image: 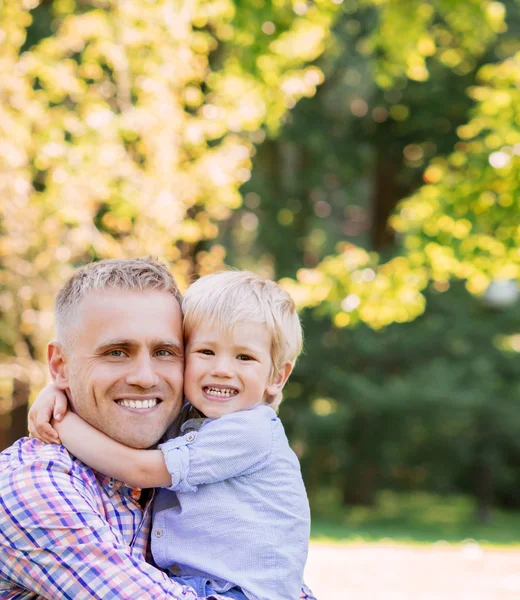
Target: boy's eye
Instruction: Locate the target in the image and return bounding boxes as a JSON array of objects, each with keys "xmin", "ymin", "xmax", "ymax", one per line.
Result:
[
  {"xmin": 197, "ymin": 349, "xmax": 214, "ymax": 355},
  {"xmin": 237, "ymin": 354, "xmax": 253, "ymax": 361}
]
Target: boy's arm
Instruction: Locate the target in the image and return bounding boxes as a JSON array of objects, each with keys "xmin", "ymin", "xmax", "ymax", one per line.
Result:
[
  {"xmin": 28, "ymin": 383, "xmax": 69, "ymax": 444},
  {"xmin": 55, "ymin": 413, "xmax": 172, "ymax": 488},
  {"xmin": 160, "ymin": 407, "xmax": 273, "ymax": 492}
]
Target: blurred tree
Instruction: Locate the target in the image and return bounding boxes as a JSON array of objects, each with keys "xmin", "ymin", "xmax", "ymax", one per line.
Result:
[
  {"xmin": 225, "ymin": 0, "xmax": 509, "ymax": 329},
  {"xmin": 282, "ymin": 283, "xmax": 520, "ymax": 518},
  {"xmin": 283, "ymin": 5, "xmax": 519, "ymax": 325},
  {"xmin": 0, "ymin": 0, "xmax": 338, "ymax": 385},
  {"xmin": 1, "ymin": 0, "xmax": 519, "ymax": 521},
  {"xmin": 222, "ymin": 0, "xmax": 519, "ymax": 516}
]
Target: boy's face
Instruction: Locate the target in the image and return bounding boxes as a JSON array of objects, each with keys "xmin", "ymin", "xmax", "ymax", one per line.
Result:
[{"xmin": 184, "ymin": 321, "xmax": 282, "ymax": 418}]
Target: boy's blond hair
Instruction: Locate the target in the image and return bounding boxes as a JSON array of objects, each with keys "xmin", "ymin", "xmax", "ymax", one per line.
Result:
[
  {"xmin": 182, "ymin": 270, "xmax": 303, "ymax": 409},
  {"xmin": 55, "ymin": 257, "xmax": 182, "ymax": 345}
]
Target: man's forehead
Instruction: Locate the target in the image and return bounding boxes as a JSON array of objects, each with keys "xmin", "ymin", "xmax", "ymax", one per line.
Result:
[
  {"xmin": 79, "ymin": 288, "xmax": 180, "ymax": 313},
  {"xmin": 70, "ymin": 288, "xmax": 182, "ymax": 338},
  {"xmin": 80, "ymin": 287, "xmax": 179, "ymax": 304}
]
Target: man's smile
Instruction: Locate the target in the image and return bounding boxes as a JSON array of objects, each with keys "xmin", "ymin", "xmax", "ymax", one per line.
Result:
[{"xmin": 115, "ymin": 397, "xmax": 162, "ymax": 410}]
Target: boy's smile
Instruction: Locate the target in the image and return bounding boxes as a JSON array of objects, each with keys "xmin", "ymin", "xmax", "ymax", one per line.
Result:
[
  {"xmin": 184, "ymin": 321, "xmax": 281, "ymax": 418},
  {"xmin": 203, "ymin": 384, "xmax": 239, "ymax": 399}
]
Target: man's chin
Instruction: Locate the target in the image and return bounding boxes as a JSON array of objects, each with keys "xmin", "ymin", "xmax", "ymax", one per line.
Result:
[{"xmin": 109, "ymin": 429, "xmax": 164, "ymax": 449}]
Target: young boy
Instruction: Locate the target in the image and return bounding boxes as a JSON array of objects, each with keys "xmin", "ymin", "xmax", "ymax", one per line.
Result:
[{"xmin": 30, "ymin": 270, "xmax": 310, "ymax": 600}]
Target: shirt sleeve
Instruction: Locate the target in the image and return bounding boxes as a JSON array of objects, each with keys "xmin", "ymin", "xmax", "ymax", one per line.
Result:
[
  {"xmin": 299, "ymin": 583, "xmax": 317, "ymax": 599},
  {"xmin": 159, "ymin": 407, "xmax": 274, "ymax": 493},
  {"xmin": 0, "ymin": 447, "xmax": 214, "ymax": 600}
]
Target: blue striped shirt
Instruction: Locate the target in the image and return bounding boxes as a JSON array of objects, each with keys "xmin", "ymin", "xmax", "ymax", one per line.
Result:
[{"xmin": 154, "ymin": 404, "xmax": 311, "ymax": 600}]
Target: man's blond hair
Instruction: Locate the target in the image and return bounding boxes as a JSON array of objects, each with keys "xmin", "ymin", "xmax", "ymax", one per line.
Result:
[
  {"xmin": 182, "ymin": 270, "xmax": 303, "ymax": 409},
  {"xmin": 55, "ymin": 257, "xmax": 182, "ymax": 344}
]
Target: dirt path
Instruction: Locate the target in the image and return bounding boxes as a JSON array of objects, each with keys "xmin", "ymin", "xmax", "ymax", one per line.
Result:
[{"xmin": 304, "ymin": 542, "xmax": 520, "ymax": 599}]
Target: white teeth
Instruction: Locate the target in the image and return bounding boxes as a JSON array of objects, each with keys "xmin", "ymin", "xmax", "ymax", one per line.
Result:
[
  {"xmin": 205, "ymin": 387, "xmax": 237, "ymax": 397},
  {"xmin": 118, "ymin": 399, "xmax": 157, "ymax": 409}
]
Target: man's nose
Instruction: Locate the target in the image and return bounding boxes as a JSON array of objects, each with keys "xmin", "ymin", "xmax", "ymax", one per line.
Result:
[{"xmin": 125, "ymin": 355, "xmax": 159, "ymax": 388}]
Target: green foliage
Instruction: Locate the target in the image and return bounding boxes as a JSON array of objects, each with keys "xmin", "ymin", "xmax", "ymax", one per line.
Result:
[
  {"xmin": 280, "ymin": 282, "xmax": 520, "ymax": 511},
  {"xmin": 226, "ymin": 0, "xmax": 508, "ymax": 328},
  {"xmin": 392, "ymin": 52, "xmax": 520, "ymax": 296},
  {"xmin": 2, "ymin": 0, "xmax": 520, "ymax": 519},
  {"xmin": 286, "ymin": 32, "xmax": 520, "ymax": 323},
  {"xmin": 368, "ymin": 0, "xmax": 505, "ymax": 86},
  {"xmin": 0, "ymin": 0, "xmax": 337, "ymax": 378},
  {"xmin": 312, "ymin": 490, "xmax": 520, "ymax": 545}
]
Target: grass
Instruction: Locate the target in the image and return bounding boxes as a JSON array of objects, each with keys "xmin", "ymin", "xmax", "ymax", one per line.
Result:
[{"xmin": 310, "ymin": 490, "xmax": 520, "ymax": 547}]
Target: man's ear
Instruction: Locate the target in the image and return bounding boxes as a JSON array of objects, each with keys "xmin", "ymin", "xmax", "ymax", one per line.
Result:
[
  {"xmin": 266, "ymin": 362, "xmax": 293, "ymax": 397},
  {"xmin": 47, "ymin": 341, "xmax": 70, "ymax": 391}
]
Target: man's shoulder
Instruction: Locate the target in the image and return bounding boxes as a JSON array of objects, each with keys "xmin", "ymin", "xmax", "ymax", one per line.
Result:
[
  {"xmin": 1, "ymin": 436, "xmax": 76, "ymax": 472},
  {"xmin": 0, "ymin": 437, "xmax": 105, "ymax": 534},
  {"xmin": 0, "ymin": 437, "xmax": 97, "ymax": 492}
]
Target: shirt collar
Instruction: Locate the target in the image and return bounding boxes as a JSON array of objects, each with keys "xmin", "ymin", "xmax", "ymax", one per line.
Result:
[
  {"xmin": 180, "ymin": 403, "xmax": 210, "ymax": 433},
  {"xmin": 95, "ymin": 471, "xmax": 144, "ymax": 505},
  {"xmin": 96, "ymin": 472, "xmax": 124, "ymax": 496}
]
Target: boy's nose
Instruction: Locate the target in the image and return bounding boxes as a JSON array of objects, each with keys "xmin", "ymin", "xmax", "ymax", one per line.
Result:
[{"xmin": 210, "ymin": 359, "xmax": 234, "ymax": 378}]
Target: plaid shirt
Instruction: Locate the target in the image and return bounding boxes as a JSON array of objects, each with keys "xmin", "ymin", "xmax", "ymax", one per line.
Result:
[{"xmin": 0, "ymin": 438, "xmax": 317, "ymax": 600}]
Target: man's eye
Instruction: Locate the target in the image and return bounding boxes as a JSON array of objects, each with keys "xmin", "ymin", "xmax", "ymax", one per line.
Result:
[
  {"xmin": 108, "ymin": 350, "xmax": 125, "ymax": 357},
  {"xmin": 155, "ymin": 349, "xmax": 172, "ymax": 357}
]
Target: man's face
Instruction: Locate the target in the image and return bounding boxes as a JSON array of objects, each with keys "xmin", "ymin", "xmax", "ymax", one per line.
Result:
[{"xmin": 56, "ymin": 289, "xmax": 184, "ymax": 448}]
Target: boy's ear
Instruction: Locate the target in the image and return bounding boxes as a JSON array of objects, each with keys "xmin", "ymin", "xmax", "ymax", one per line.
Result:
[
  {"xmin": 266, "ymin": 362, "xmax": 293, "ymax": 397},
  {"xmin": 47, "ymin": 342, "xmax": 71, "ymax": 391}
]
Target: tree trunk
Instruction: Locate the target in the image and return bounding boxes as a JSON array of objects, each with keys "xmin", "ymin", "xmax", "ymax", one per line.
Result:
[
  {"xmin": 342, "ymin": 412, "xmax": 379, "ymax": 506},
  {"xmin": 0, "ymin": 378, "xmax": 30, "ymax": 451},
  {"xmin": 370, "ymin": 148, "xmax": 410, "ymax": 251},
  {"xmin": 475, "ymin": 457, "xmax": 493, "ymax": 524},
  {"xmin": 342, "ymin": 462, "xmax": 378, "ymax": 507}
]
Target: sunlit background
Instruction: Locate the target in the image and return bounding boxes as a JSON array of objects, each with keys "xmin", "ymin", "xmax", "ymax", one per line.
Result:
[{"xmin": 1, "ymin": 0, "xmax": 520, "ymax": 597}]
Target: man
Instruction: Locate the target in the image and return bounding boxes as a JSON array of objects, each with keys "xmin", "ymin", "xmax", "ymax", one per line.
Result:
[{"xmin": 0, "ymin": 258, "xmax": 315, "ymax": 599}]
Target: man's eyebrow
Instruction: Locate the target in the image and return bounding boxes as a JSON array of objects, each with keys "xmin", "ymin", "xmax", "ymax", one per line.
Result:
[
  {"xmin": 96, "ymin": 339, "xmax": 138, "ymax": 352},
  {"xmin": 155, "ymin": 340, "xmax": 184, "ymax": 354},
  {"xmin": 95, "ymin": 339, "xmax": 183, "ymax": 353}
]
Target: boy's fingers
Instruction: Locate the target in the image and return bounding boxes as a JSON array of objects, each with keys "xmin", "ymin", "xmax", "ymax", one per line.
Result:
[
  {"xmin": 28, "ymin": 416, "xmax": 39, "ymax": 439},
  {"xmin": 41, "ymin": 423, "xmax": 57, "ymax": 436},
  {"xmin": 36, "ymin": 404, "xmax": 54, "ymax": 430},
  {"xmin": 39, "ymin": 423, "xmax": 59, "ymax": 444},
  {"xmin": 27, "ymin": 408, "xmax": 36, "ymax": 433},
  {"xmin": 54, "ymin": 394, "xmax": 68, "ymax": 420}
]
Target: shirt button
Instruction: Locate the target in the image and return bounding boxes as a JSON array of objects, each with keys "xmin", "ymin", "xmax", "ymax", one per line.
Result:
[
  {"xmin": 171, "ymin": 565, "xmax": 180, "ymax": 574},
  {"xmin": 108, "ymin": 480, "xmax": 115, "ymax": 488},
  {"xmin": 185, "ymin": 432, "xmax": 196, "ymax": 442},
  {"xmin": 154, "ymin": 529, "xmax": 163, "ymax": 538}
]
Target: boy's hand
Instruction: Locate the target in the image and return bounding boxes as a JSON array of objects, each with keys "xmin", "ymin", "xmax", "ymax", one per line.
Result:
[{"xmin": 28, "ymin": 384, "xmax": 69, "ymax": 444}]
